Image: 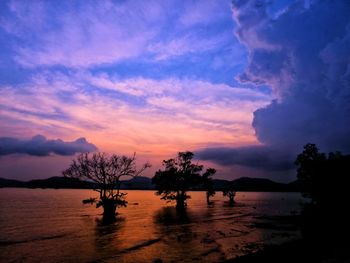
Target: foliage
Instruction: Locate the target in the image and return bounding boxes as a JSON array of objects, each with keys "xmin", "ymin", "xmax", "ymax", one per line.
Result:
[
  {"xmin": 295, "ymin": 143, "xmax": 350, "ymax": 243},
  {"xmin": 222, "ymin": 181, "xmax": 236, "ymax": 205},
  {"xmin": 152, "ymin": 151, "xmax": 216, "ymax": 209},
  {"xmin": 63, "ymin": 152, "xmax": 150, "ymax": 217},
  {"xmin": 202, "ymin": 168, "xmax": 216, "ymax": 204},
  {"xmin": 295, "ymin": 143, "xmax": 349, "ymax": 206},
  {"xmin": 295, "ymin": 143, "xmax": 326, "ymax": 202}
]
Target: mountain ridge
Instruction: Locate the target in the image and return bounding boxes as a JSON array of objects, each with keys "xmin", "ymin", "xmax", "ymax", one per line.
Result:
[{"xmin": 0, "ymin": 176, "xmax": 300, "ymax": 192}]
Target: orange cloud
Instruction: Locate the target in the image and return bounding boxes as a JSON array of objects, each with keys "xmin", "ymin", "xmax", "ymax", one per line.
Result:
[{"xmin": 0, "ymin": 73, "xmax": 271, "ymax": 167}]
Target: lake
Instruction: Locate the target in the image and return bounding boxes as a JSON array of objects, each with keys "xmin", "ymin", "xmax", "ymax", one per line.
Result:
[{"xmin": 0, "ymin": 189, "xmax": 303, "ymax": 262}]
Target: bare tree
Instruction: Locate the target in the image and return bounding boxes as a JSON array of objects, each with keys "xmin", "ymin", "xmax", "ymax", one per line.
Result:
[{"xmin": 63, "ymin": 152, "xmax": 150, "ymax": 220}]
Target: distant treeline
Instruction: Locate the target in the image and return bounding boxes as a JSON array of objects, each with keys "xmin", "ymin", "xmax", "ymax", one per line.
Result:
[{"xmin": 0, "ymin": 176, "xmax": 300, "ymax": 192}]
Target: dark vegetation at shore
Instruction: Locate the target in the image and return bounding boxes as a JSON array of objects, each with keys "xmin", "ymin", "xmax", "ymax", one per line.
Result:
[
  {"xmin": 227, "ymin": 239, "xmax": 350, "ymax": 263},
  {"xmin": 229, "ymin": 143, "xmax": 350, "ymax": 263},
  {"xmin": 0, "ymin": 176, "xmax": 300, "ymax": 192}
]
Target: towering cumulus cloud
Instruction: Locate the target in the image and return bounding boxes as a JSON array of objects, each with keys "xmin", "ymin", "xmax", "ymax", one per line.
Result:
[
  {"xmin": 198, "ymin": 0, "xmax": 350, "ymax": 178},
  {"xmin": 0, "ymin": 135, "xmax": 97, "ymax": 156}
]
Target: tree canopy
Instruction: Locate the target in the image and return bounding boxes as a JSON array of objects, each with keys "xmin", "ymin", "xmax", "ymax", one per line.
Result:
[
  {"xmin": 202, "ymin": 168, "xmax": 216, "ymax": 204},
  {"xmin": 295, "ymin": 143, "xmax": 350, "ymax": 244},
  {"xmin": 295, "ymin": 143, "xmax": 349, "ymax": 206},
  {"xmin": 63, "ymin": 152, "xmax": 150, "ymax": 219},
  {"xmin": 222, "ymin": 181, "xmax": 236, "ymax": 206},
  {"xmin": 152, "ymin": 151, "xmax": 216, "ymax": 209}
]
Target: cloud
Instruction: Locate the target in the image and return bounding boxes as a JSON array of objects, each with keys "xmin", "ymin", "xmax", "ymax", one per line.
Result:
[
  {"xmin": 86, "ymin": 74, "xmax": 178, "ymax": 96},
  {"xmin": 148, "ymin": 33, "xmax": 232, "ymax": 61},
  {"xmin": 197, "ymin": 145, "xmax": 295, "ymax": 171},
  {"xmin": 1, "ymin": 0, "xmax": 167, "ymax": 68},
  {"xmin": 0, "ymin": 0, "xmax": 262, "ymax": 180},
  {"xmin": 199, "ymin": 0, "xmax": 350, "ymax": 174},
  {"xmin": 0, "ymin": 135, "xmax": 97, "ymax": 156},
  {"xmin": 178, "ymin": 0, "xmax": 230, "ymax": 27},
  {"xmin": 1, "ymin": 0, "xmax": 236, "ymax": 68},
  {"xmin": 0, "ymin": 72, "xmax": 270, "ymax": 156}
]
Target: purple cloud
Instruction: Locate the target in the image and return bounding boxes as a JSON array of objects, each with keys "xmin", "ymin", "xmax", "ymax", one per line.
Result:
[
  {"xmin": 199, "ymin": 0, "xmax": 350, "ymax": 176},
  {"xmin": 197, "ymin": 145, "xmax": 295, "ymax": 171},
  {"xmin": 3, "ymin": 1, "xmax": 164, "ymax": 68},
  {"xmin": 2, "ymin": 0, "xmax": 235, "ymax": 68},
  {"xmin": 0, "ymin": 135, "xmax": 97, "ymax": 156}
]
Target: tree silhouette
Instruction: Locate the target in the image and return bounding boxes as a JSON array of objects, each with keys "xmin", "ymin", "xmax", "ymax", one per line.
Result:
[
  {"xmin": 295, "ymin": 143, "xmax": 350, "ymax": 243},
  {"xmin": 63, "ymin": 152, "xmax": 150, "ymax": 220},
  {"xmin": 295, "ymin": 143, "xmax": 350, "ymax": 206},
  {"xmin": 295, "ymin": 143, "xmax": 326, "ymax": 203},
  {"xmin": 202, "ymin": 168, "xmax": 216, "ymax": 204},
  {"xmin": 223, "ymin": 181, "xmax": 236, "ymax": 206},
  {"xmin": 152, "ymin": 151, "xmax": 216, "ymax": 210}
]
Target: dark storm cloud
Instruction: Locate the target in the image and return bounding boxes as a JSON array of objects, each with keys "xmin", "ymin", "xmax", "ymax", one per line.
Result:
[
  {"xmin": 198, "ymin": 0, "xmax": 350, "ymax": 172},
  {"xmin": 0, "ymin": 135, "xmax": 97, "ymax": 156},
  {"xmin": 197, "ymin": 146, "xmax": 295, "ymax": 171}
]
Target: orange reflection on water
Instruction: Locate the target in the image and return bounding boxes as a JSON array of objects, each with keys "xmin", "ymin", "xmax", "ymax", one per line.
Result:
[{"xmin": 0, "ymin": 189, "xmax": 302, "ymax": 262}]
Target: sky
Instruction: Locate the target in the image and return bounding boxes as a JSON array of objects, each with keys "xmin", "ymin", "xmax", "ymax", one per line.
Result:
[{"xmin": 0, "ymin": 0, "xmax": 349, "ymax": 182}]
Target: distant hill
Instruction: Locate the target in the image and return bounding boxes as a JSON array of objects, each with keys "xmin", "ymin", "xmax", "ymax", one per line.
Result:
[
  {"xmin": 26, "ymin": 176, "xmax": 95, "ymax": 189},
  {"xmin": 229, "ymin": 177, "xmax": 297, "ymax": 192},
  {"xmin": 120, "ymin": 176, "xmax": 153, "ymax": 189},
  {"xmin": 0, "ymin": 177, "xmax": 25, "ymax": 188},
  {"xmin": 0, "ymin": 176, "xmax": 300, "ymax": 192},
  {"xmin": 212, "ymin": 179, "xmax": 231, "ymax": 190}
]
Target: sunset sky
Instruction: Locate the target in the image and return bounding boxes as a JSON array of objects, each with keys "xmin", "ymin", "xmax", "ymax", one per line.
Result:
[{"xmin": 1, "ymin": 0, "xmax": 349, "ymax": 182}]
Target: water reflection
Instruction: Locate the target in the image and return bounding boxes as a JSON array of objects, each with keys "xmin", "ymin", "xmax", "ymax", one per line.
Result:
[
  {"xmin": 153, "ymin": 207, "xmax": 201, "ymax": 262},
  {"xmin": 154, "ymin": 206, "xmax": 191, "ymax": 225},
  {"xmin": 95, "ymin": 216, "xmax": 124, "ymax": 239},
  {"xmin": 92, "ymin": 216, "xmax": 125, "ymax": 261}
]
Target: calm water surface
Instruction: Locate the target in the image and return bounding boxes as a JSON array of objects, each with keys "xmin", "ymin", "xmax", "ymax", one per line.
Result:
[{"xmin": 0, "ymin": 189, "xmax": 303, "ymax": 262}]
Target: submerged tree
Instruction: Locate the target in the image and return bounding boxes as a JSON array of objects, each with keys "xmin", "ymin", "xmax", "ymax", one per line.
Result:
[
  {"xmin": 63, "ymin": 152, "xmax": 150, "ymax": 220},
  {"xmin": 152, "ymin": 151, "xmax": 216, "ymax": 210},
  {"xmin": 223, "ymin": 181, "xmax": 236, "ymax": 206},
  {"xmin": 202, "ymin": 168, "xmax": 216, "ymax": 205}
]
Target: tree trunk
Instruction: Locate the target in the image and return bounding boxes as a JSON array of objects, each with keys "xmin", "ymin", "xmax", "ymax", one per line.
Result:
[
  {"xmin": 176, "ymin": 200, "xmax": 185, "ymax": 210},
  {"xmin": 229, "ymin": 195, "xmax": 235, "ymax": 206},
  {"xmin": 176, "ymin": 191, "xmax": 186, "ymax": 211},
  {"xmin": 102, "ymin": 199, "xmax": 117, "ymax": 222},
  {"xmin": 206, "ymin": 193, "xmax": 210, "ymax": 205}
]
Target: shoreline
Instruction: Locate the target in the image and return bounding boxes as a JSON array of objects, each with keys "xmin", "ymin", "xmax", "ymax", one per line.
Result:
[
  {"xmin": 0, "ymin": 187, "xmax": 301, "ymax": 193},
  {"xmin": 227, "ymin": 239, "xmax": 350, "ymax": 263}
]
